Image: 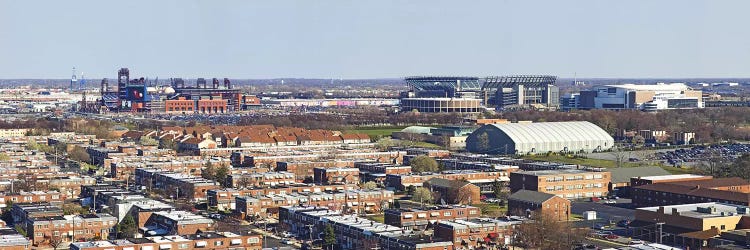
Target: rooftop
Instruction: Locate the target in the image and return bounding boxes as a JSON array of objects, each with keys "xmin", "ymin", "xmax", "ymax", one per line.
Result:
[
  {"xmin": 636, "ymin": 174, "xmax": 707, "ymax": 181},
  {"xmin": 638, "ymin": 202, "xmax": 750, "ymax": 219}
]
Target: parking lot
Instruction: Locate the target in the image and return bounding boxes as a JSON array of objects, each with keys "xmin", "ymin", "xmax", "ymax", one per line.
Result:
[{"xmin": 655, "ymin": 143, "xmax": 750, "ymax": 166}]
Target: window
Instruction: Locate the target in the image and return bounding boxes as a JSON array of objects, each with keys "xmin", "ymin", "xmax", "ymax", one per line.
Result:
[
  {"xmin": 444, "ymin": 212, "xmax": 452, "ymax": 216},
  {"xmin": 721, "ymin": 225, "xmax": 726, "ymax": 230},
  {"xmin": 215, "ymin": 241, "xmax": 223, "ymax": 246},
  {"xmin": 248, "ymin": 237, "xmax": 260, "ymax": 244},
  {"xmin": 178, "ymin": 243, "xmax": 188, "ymax": 249},
  {"xmin": 469, "ymin": 210, "xmax": 478, "ymax": 215}
]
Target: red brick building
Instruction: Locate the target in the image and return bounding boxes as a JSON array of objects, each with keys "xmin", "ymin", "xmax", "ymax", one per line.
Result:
[
  {"xmin": 384, "ymin": 205, "xmax": 481, "ymax": 230},
  {"xmin": 508, "ymin": 190, "xmax": 571, "ymax": 221},
  {"xmin": 433, "ymin": 218, "xmax": 523, "ymax": 248},
  {"xmin": 70, "ymin": 231, "xmax": 263, "ymax": 250}
]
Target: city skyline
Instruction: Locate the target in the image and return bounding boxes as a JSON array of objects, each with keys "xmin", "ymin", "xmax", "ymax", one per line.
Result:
[{"xmin": 1, "ymin": 0, "xmax": 749, "ymax": 79}]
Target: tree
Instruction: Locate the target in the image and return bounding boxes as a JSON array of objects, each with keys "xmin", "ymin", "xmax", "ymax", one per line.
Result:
[
  {"xmin": 323, "ymin": 224, "xmax": 336, "ymax": 250},
  {"xmin": 237, "ymin": 176, "xmax": 251, "ymax": 188},
  {"xmin": 455, "ymin": 187, "xmax": 475, "ymax": 205},
  {"xmin": 493, "ymin": 181, "xmax": 509, "ymax": 200},
  {"xmin": 409, "ymin": 155, "xmax": 439, "ymax": 173},
  {"xmin": 139, "ymin": 136, "xmax": 159, "ymax": 146},
  {"xmin": 68, "ymin": 146, "xmax": 90, "ymax": 163},
  {"xmin": 476, "ymin": 132, "xmax": 491, "ymax": 153},
  {"xmin": 48, "ymin": 236, "xmax": 64, "ymax": 250},
  {"xmin": 117, "ymin": 214, "xmax": 137, "ymax": 238},
  {"xmin": 411, "ymin": 187, "xmax": 434, "ymax": 206},
  {"xmin": 361, "ymin": 181, "xmax": 378, "ymax": 190},
  {"xmin": 202, "ymin": 161, "xmax": 216, "ymax": 181},
  {"xmin": 609, "ymin": 146, "xmax": 629, "ymax": 168},
  {"xmin": 632, "ymin": 135, "xmax": 646, "ymax": 145},
  {"xmin": 514, "ymin": 214, "xmax": 589, "ymax": 250},
  {"xmin": 215, "ymin": 165, "xmax": 230, "ymax": 187}
]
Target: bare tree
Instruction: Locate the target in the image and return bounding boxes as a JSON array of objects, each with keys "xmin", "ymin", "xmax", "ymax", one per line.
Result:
[
  {"xmin": 47, "ymin": 236, "xmax": 64, "ymax": 250},
  {"xmin": 609, "ymin": 146, "xmax": 629, "ymax": 168},
  {"xmin": 514, "ymin": 214, "xmax": 589, "ymax": 250}
]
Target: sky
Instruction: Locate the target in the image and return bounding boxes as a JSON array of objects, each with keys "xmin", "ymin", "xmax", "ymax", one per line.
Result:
[{"xmin": 1, "ymin": 0, "xmax": 749, "ymax": 79}]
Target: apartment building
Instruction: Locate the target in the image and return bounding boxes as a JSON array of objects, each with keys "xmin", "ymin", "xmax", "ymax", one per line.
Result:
[
  {"xmin": 631, "ymin": 203, "xmax": 750, "ymax": 249},
  {"xmin": 208, "ymin": 184, "xmax": 357, "ymax": 211},
  {"xmin": 226, "ymin": 171, "xmax": 296, "ymax": 188},
  {"xmin": 313, "ymin": 167, "xmax": 360, "ymax": 185},
  {"xmin": 135, "ymin": 168, "xmax": 220, "ymax": 202},
  {"xmin": 355, "ymin": 162, "xmax": 412, "ymax": 184},
  {"xmin": 433, "ymin": 218, "xmax": 523, "ymax": 248},
  {"xmin": 508, "ymin": 190, "xmax": 571, "ymax": 221},
  {"xmin": 510, "ymin": 169, "xmax": 611, "ymax": 199},
  {"xmin": 630, "ymin": 174, "xmax": 714, "ymax": 187},
  {"xmin": 0, "ymin": 191, "xmax": 64, "ymax": 208},
  {"xmin": 386, "ymin": 170, "xmax": 510, "ymax": 193},
  {"xmin": 424, "ymin": 178, "xmax": 481, "ymax": 205},
  {"xmin": 632, "ymin": 181, "xmax": 750, "ymax": 208},
  {"xmin": 276, "ymin": 160, "xmax": 358, "ymax": 181},
  {"xmin": 143, "ymin": 211, "xmax": 214, "ymax": 236},
  {"xmin": 279, "ymin": 206, "xmax": 454, "ymax": 250},
  {"xmin": 0, "ymin": 227, "xmax": 31, "ymax": 250},
  {"xmin": 70, "ymin": 232, "xmax": 263, "ymax": 250},
  {"xmin": 27, "ymin": 214, "xmax": 117, "ymax": 247},
  {"xmin": 10, "ymin": 203, "xmax": 63, "ymax": 230},
  {"xmin": 384, "ymin": 205, "xmax": 482, "ymax": 230},
  {"xmin": 236, "ymin": 189, "xmax": 394, "ymax": 218}
]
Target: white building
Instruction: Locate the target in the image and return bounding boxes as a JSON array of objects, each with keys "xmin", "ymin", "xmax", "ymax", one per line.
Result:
[{"xmin": 581, "ymin": 83, "xmax": 703, "ymax": 111}]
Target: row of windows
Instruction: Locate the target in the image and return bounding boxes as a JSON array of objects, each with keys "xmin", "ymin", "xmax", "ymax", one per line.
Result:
[{"xmin": 545, "ymin": 174, "xmax": 604, "ymax": 182}]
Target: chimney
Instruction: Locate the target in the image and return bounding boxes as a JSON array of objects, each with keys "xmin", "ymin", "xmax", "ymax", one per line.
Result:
[
  {"xmin": 672, "ymin": 208, "xmax": 679, "ymax": 215},
  {"xmin": 658, "ymin": 206, "xmax": 665, "ymax": 214}
]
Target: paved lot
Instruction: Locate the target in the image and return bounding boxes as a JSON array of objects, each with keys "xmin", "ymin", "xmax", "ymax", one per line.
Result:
[{"xmin": 572, "ymin": 201, "xmax": 636, "ymax": 222}]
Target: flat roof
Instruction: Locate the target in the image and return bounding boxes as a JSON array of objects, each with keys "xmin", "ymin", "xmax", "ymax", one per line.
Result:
[
  {"xmin": 638, "ymin": 202, "xmax": 749, "ymax": 219},
  {"xmin": 516, "ymin": 169, "xmax": 599, "ymax": 176},
  {"xmin": 637, "ymin": 174, "xmax": 707, "ymax": 181}
]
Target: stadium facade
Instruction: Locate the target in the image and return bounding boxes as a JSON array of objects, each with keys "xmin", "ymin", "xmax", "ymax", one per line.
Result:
[
  {"xmin": 99, "ymin": 68, "xmax": 247, "ymax": 113},
  {"xmin": 401, "ymin": 75, "xmax": 558, "ymax": 112},
  {"xmin": 465, "ymin": 121, "xmax": 614, "ymax": 154}
]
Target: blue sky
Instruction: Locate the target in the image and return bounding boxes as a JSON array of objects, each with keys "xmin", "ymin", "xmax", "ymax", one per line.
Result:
[{"xmin": 1, "ymin": 0, "xmax": 749, "ymax": 79}]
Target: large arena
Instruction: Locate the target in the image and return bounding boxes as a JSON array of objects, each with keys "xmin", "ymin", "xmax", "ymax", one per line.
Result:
[{"xmin": 466, "ymin": 121, "xmax": 614, "ymax": 154}]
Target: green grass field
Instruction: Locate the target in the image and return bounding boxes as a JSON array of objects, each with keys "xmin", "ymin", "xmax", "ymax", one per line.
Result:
[
  {"xmin": 522, "ymin": 154, "xmax": 694, "ymax": 174},
  {"xmin": 473, "ymin": 203, "xmax": 508, "ymax": 217},
  {"xmin": 366, "ymin": 214, "xmax": 385, "ymax": 223},
  {"xmin": 348, "ymin": 126, "xmax": 407, "ymax": 139}
]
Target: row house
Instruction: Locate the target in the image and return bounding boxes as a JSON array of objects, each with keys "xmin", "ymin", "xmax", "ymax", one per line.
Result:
[
  {"xmin": 384, "ymin": 205, "xmax": 482, "ymax": 230},
  {"xmin": 227, "ymin": 171, "xmax": 296, "ymax": 188},
  {"xmin": 276, "ymin": 159, "xmax": 358, "ymax": 181},
  {"xmin": 433, "ymin": 218, "xmax": 523, "ymax": 249},
  {"xmin": 279, "ymin": 206, "xmax": 454, "ymax": 250},
  {"xmin": 236, "ymin": 189, "xmax": 394, "ymax": 218},
  {"xmin": 0, "ymin": 227, "xmax": 31, "ymax": 250},
  {"xmin": 135, "ymin": 168, "xmax": 220, "ymax": 202},
  {"xmin": 0, "ymin": 191, "xmax": 64, "ymax": 208},
  {"xmin": 143, "ymin": 211, "xmax": 214, "ymax": 236},
  {"xmin": 27, "ymin": 214, "xmax": 117, "ymax": 247},
  {"xmin": 207, "ymin": 184, "xmax": 357, "ymax": 210},
  {"xmin": 11, "ymin": 203, "xmax": 63, "ymax": 229},
  {"xmin": 70, "ymin": 231, "xmax": 263, "ymax": 250},
  {"xmin": 313, "ymin": 167, "xmax": 360, "ymax": 185},
  {"xmin": 386, "ymin": 170, "xmax": 511, "ymax": 193}
]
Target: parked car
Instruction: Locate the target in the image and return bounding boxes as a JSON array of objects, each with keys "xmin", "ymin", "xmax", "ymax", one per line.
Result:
[
  {"xmin": 592, "ymin": 224, "xmax": 606, "ymax": 230},
  {"xmin": 617, "ymin": 220, "xmax": 630, "ymax": 227},
  {"xmin": 606, "ymin": 234, "xmax": 619, "ymax": 240},
  {"xmin": 629, "ymin": 240, "xmax": 645, "ymax": 245}
]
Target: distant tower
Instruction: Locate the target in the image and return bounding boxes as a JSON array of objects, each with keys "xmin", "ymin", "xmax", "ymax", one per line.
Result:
[
  {"xmin": 79, "ymin": 72, "xmax": 86, "ymax": 90},
  {"xmin": 70, "ymin": 67, "xmax": 78, "ymax": 92}
]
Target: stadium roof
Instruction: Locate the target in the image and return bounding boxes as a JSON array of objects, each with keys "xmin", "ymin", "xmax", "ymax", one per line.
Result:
[
  {"xmin": 482, "ymin": 75, "xmax": 557, "ymax": 89},
  {"xmin": 405, "ymin": 76, "xmax": 481, "ymax": 91},
  {"xmin": 486, "ymin": 121, "xmax": 612, "ymax": 145}
]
